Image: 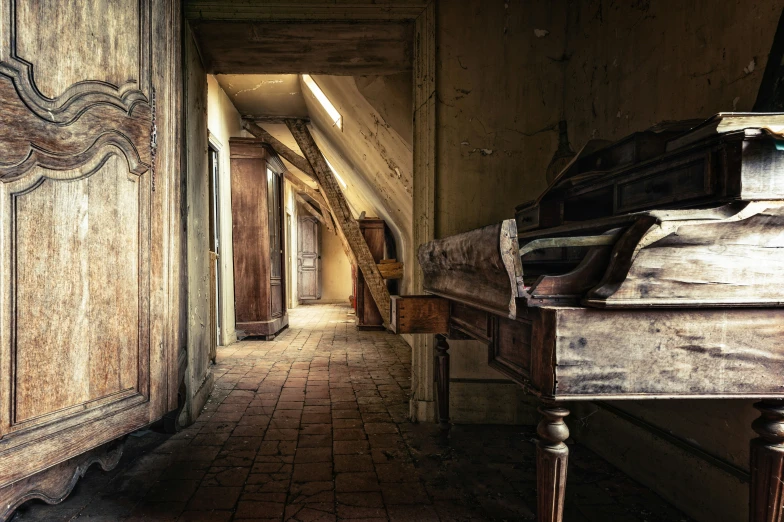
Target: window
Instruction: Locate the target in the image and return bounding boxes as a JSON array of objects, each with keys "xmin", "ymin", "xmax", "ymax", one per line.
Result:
[{"xmin": 302, "ymin": 74, "xmax": 342, "ymax": 130}]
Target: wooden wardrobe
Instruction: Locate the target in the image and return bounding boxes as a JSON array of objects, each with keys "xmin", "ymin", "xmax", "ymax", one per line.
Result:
[
  {"xmin": 355, "ymin": 218, "xmax": 387, "ymax": 330},
  {"xmin": 230, "ymin": 139, "xmax": 288, "ymax": 339}
]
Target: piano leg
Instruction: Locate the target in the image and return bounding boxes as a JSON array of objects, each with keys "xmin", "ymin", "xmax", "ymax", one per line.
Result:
[
  {"xmin": 750, "ymin": 399, "xmax": 784, "ymax": 522},
  {"xmin": 435, "ymin": 334, "xmax": 450, "ymax": 431},
  {"xmin": 536, "ymin": 402, "xmax": 570, "ymax": 522}
]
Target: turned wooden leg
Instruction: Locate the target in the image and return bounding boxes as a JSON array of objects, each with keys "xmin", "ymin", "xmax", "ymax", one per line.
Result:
[
  {"xmin": 750, "ymin": 399, "xmax": 784, "ymax": 522},
  {"xmin": 536, "ymin": 403, "xmax": 570, "ymax": 522},
  {"xmin": 435, "ymin": 334, "xmax": 450, "ymax": 431}
]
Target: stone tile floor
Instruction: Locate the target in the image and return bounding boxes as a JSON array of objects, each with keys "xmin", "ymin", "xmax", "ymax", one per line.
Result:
[{"xmin": 12, "ymin": 304, "xmax": 691, "ymax": 521}]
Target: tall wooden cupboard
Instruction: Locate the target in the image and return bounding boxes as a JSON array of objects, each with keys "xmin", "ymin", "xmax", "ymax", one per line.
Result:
[{"xmin": 230, "ymin": 139, "xmax": 288, "ymax": 339}]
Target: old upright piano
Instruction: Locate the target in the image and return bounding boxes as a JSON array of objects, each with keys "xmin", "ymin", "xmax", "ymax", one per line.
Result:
[{"xmin": 391, "ymin": 114, "xmax": 784, "ymax": 522}]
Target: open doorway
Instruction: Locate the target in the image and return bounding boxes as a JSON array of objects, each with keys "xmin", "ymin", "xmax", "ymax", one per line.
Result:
[
  {"xmin": 184, "ymin": 3, "xmax": 437, "ymax": 424},
  {"xmin": 207, "ymin": 143, "xmax": 222, "ymax": 360}
]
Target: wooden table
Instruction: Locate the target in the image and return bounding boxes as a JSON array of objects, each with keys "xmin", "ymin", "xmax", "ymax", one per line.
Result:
[{"xmin": 391, "ymin": 215, "xmax": 784, "ymax": 522}]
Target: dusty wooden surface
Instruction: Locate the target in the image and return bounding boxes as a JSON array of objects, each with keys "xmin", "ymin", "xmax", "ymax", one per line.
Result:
[
  {"xmin": 419, "ymin": 219, "xmax": 522, "ymax": 318},
  {"xmin": 286, "ymin": 119, "xmax": 391, "ymax": 326},
  {"xmin": 0, "ymin": 0, "xmax": 180, "ymax": 514},
  {"xmin": 552, "ymin": 307, "xmax": 784, "ymax": 399},
  {"xmin": 377, "ymin": 261, "xmax": 404, "ymax": 280},
  {"xmin": 585, "ymin": 202, "xmax": 784, "ymax": 307}
]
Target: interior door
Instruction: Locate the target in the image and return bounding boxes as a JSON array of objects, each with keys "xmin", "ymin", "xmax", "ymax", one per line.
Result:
[
  {"xmin": 0, "ymin": 0, "xmax": 180, "ymax": 515},
  {"xmin": 267, "ymin": 167, "xmax": 284, "ymax": 316},
  {"xmin": 298, "ymin": 216, "xmax": 321, "ymax": 300}
]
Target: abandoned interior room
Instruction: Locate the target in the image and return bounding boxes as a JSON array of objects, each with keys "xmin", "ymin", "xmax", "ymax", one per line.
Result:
[{"xmin": 6, "ymin": 1, "xmax": 784, "ymax": 521}]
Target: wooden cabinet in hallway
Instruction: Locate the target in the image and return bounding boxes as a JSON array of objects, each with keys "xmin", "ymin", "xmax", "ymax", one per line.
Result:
[{"xmin": 230, "ymin": 138, "xmax": 288, "ymax": 339}]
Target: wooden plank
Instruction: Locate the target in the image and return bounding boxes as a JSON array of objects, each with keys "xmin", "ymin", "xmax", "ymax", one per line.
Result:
[
  {"xmin": 584, "ymin": 202, "xmax": 784, "ymax": 307},
  {"xmin": 295, "ymin": 192, "xmax": 329, "ymax": 230},
  {"xmin": 286, "ymin": 119, "xmax": 391, "ymax": 326},
  {"xmin": 190, "ymin": 21, "xmax": 415, "ymax": 75},
  {"xmin": 242, "ymin": 120, "xmax": 315, "ymax": 180},
  {"xmin": 377, "ymin": 261, "xmax": 403, "ymax": 280},
  {"xmin": 185, "ymin": 2, "xmax": 427, "ymax": 22},
  {"xmin": 389, "ymin": 295, "xmax": 449, "ymax": 335},
  {"xmin": 553, "ymin": 307, "xmax": 784, "ymax": 399}
]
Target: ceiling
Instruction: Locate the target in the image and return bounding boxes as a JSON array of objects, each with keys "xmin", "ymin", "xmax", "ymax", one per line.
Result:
[{"xmin": 215, "ymin": 74, "xmax": 308, "ymax": 118}]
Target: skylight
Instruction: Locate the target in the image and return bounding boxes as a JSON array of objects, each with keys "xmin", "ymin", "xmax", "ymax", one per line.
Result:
[{"xmin": 302, "ymin": 74, "xmax": 343, "ymax": 130}]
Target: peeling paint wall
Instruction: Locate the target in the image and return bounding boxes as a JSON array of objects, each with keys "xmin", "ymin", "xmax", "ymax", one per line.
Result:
[
  {"xmin": 435, "ymin": 0, "xmax": 569, "ymax": 424},
  {"xmin": 206, "ymin": 75, "xmax": 248, "ymax": 346},
  {"xmin": 305, "ymin": 75, "xmax": 415, "ymax": 295},
  {"xmin": 182, "ymin": 26, "xmax": 213, "ymax": 426}
]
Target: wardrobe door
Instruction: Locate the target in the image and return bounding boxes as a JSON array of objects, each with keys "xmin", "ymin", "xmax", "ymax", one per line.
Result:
[{"xmin": 0, "ymin": 1, "xmax": 181, "ymax": 516}]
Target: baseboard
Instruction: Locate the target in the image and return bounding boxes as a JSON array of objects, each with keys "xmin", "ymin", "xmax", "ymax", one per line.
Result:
[
  {"xmin": 448, "ymin": 379, "xmax": 538, "ymax": 425},
  {"xmin": 569, "ymin": 401, "xmax": 748, "ymax": 522}
]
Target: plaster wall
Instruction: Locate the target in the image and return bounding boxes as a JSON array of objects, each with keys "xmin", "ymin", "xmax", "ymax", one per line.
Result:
[
  {"xmin": 434, "ymin": 0, "xmax": 568, "ymax": 423},
  {"xmin": 181, "ymin": 26, "xmax": 213, "ymax": 426},
  {"xmin": 318, "ymin": 222, "xmax": 353, "ymax": 303},
  {"xmin": 206, "ymin": 74, "xmax": 247, "ymax": 346},
  {"xmin": 284, "ymin": 179, "xmax": 299, "ymax": 310}
]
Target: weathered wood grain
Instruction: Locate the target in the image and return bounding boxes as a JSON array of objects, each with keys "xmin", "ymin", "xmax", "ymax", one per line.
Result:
[
  {"xmin": 0, "ymin": 3, "xmax": 179, "ymax": 516},
  {"xmin": 585, "ymin": 202, "xmax": 784, "ymax": 307},
  {"xmin": 230, "ymin": 139, "xmax": 288, "ymax": 337},
  {"xmin": 0, "ymin": 439, "xmax": 123, "ymax": 521},
  {"xmin": 419, "ymin": 220, "xmax": 523, "ymax": 318},
  {"xmin": 189, "ymin": 20, "xmax": 414, "ymax": 75},
  {"xmin": 286, "ymin": 119, "xmax": 392, "ymax": 326},
  {"xmin": 377, "ymin": 261, "xmax": 403, "ymax": 280},
  {"xmin": 552, "ymin": 307, "xmax": 784, "ymax": 399},
  {"xmin": 389, "ymin": 295, "xmax": 449, "ymax": 334}
]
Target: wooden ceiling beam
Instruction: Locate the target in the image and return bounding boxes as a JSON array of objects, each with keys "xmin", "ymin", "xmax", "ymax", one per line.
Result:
[
  {"xmin": 189, "ymin": 21, "xmax": 414, "ymax": 75},
  {"xmin": 286, "ymin": 118, "xmax": 391, "ymax": 326}
]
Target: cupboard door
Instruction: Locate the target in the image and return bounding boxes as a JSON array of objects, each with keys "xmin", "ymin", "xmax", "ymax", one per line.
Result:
[{"xmin": 0, "ymin": 0, "xmax": 180, "ymax": 516}]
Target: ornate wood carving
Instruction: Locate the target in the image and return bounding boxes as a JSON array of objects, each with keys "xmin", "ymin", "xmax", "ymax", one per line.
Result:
[
  {"xmin": 536, "ymin": 404, "xmax": 570, "ymax": 522},
  {"xmin": 0, "ymin": 439, "xmax": 123, "ymax": 521},
  {"xmin": 751, "ymin": 400, "xmax": 784, "ymax": 522},
  {"xmin": 0, "ymin": 1, "xmax": 153, "ymax": 182}
]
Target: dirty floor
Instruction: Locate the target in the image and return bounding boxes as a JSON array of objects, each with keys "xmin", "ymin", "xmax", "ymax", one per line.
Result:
[{"xmin": 11, "ymin": 304, "xmax": 691, "ymax": 521}]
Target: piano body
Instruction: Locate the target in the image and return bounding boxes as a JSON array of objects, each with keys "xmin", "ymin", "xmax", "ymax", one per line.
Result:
[{"xmin": 391, "ymin": 114, "xmax": 784, "ymax": 522}]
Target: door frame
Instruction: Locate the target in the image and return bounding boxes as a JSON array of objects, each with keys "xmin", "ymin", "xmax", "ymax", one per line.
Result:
[{"xmin": 182, "ymin": 1, "xmax": 438, "ymax": 421}]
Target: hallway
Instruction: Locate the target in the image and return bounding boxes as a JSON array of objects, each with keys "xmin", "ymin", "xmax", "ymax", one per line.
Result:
[{"xmin": 12, "ymin": 305, "xmax": 690, "ymax": 522}]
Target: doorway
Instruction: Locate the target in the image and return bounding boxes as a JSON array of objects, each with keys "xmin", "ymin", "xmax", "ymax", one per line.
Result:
[
  {"xmin": 208, "ymin": 144, "xmax": 222, "ymax": 358},
  {"xmin": 298, "ymin": 215, "xmax": 321, "ymax": 301}
]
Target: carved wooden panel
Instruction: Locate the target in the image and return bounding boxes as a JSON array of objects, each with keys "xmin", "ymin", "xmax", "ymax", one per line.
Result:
[
  {"xmin": 0, "ymin": 0, "xmax": 180, "ymax": 514},
  {"xmin": 10, "ymin": 158, "xmax": 148, "ymax": 426}
]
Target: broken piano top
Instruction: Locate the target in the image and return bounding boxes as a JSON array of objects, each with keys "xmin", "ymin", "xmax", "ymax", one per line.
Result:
[{"xmin": 419, "ymin": 113, "xmax": 784, "ymax": 315}]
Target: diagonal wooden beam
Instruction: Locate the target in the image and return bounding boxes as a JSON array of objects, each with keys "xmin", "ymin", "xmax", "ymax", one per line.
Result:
[
  {"xmin": 242, "ymin": 120, "xmax": 316, "ymax": 179},
  {"xmin": 284, "ymin": 170, "xmax": 326, "ymax": 208},
  {"xmin": 285, "ymin": 119, "xmax": 390, "ymax": 326},
  {"xmin": 294, "ymin": 192, "xmax": 330, "ymax": 229}
]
